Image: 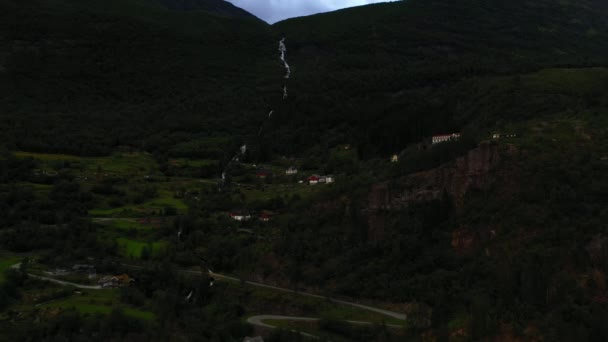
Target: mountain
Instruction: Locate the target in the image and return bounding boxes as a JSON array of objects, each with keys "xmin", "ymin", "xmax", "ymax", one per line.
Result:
[
  {"xmin": 157, "ymin": 0, "xmax": 260, "ymax": 20},
  {"xmin": 269, "ymin": 0, "xmax": 608, "ymax": 157},
  {"xmin": 2, "ymin": 0, "xmax": 608, "ymax": 340},
  {"xmin": 0, "ymin": 0, "xmax": 275, "ymax": 155}
]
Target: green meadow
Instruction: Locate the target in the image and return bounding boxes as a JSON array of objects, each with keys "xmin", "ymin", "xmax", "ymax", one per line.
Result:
[
  {"xmin": 116, "ymin": 238, "xmax": 167, "ymax": 259},
  {"xmin": 14, "ymin": 151, "xmax": 159, "ymax": 176},
  {"xmin": 89, "ymin": 192, "xmax": 187, "ymax": 218},
  {"xmin": 38, "ymin": 289, "xmax": 155, "ymax": 321},
  {"xmin": 0, "ymin": 256, "xmax": 21, "ymax": 283},
  {"xmin": 95, "ymin": 219, "xmax": 154, "ymax": 231}
]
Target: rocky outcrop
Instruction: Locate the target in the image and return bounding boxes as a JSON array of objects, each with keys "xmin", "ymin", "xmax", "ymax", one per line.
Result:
[
  {"xmin": 367, "ymin": 143, "xmax": 517, "ymax": 242},
  {"xmin": 392, "ymin": 142, "xmax": 511, "ymax": 209}
]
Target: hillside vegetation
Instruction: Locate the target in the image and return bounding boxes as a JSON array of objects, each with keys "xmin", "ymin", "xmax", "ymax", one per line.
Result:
[
  {"xmin": 0, "ymin": 0, "xmax": 276, "ymax": 156},
  {"xmin": 270, "ymin": 0, "xmax": 608, "ymax": 156},
  {"xmin": 1, "ymin": 0, "xmax": 608, "ymax": 340}
]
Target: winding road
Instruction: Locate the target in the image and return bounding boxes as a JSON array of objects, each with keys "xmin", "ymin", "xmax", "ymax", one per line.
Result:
[
  {"xmin": 122, "ymin": 264, "xmax": 407, "ymax": 333},
  {"xmin": 247, "ymin": 315, "xmax": 404, "ymax": 329},
  {"xmin": 16, "ymin": 261, "xmax": 407, "ymax": 335},
  {"xmin": 11, "ymin": 264, "xmax": 101, "ymax": 290}
]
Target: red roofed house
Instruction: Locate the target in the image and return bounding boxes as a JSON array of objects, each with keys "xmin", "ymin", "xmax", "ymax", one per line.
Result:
[
  {"xmin": 229, "ymin": 209, "xmax": 252, "ymax": 221},
  {"xmin": 308, "ymin": 175, "xmax": 320, "ymax": 185},
  {"xmin": 259, "ymin": 212, "xmax": 272, "ymax": 222},
  {"xmin": 256, "ymin": 169, "xmax": 273, "ymax": 178}
]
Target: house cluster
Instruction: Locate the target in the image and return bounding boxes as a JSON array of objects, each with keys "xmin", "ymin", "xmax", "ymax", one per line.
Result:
[
  {"xmin": 229, "ymin": 209, "xmax": 273, "ymax": 222},
  {"xmin": 98, "ymin": 274, "xmax": 134, "ymax": 288},
  {"xmin": 492, "ymin": 133, "xmax": 517, "ymax": 139},
  {"xmin": 432, "ymin": 133, "xmax": 461, "ymax": 145},
  {"xmin": 307, "ymin": 175, "xmax": 334, "ymax": 185}
]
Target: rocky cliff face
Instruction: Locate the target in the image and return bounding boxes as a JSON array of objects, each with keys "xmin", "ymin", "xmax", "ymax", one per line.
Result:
[{"xmin": 367, "ymin": 142, "xmax": 518, "ymax": 244}]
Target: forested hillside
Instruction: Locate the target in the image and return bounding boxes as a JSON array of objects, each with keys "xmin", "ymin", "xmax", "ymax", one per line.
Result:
[
  {"xmin": 0, "ymin": 0, "xmax": 275, "ymax": 156},
  {"xmin": 269, "ymin": 0, "xmax": 608, "ymax": 156},
  {"xmin": 1, "ymin": 0, "xmax": 608, "ymax": 340}
]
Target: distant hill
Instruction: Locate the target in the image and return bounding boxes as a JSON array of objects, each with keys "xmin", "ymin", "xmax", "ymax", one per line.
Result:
[
  {"xmin": 1, "ymin": 0, "xmax": 608, "ymax": 157},
  {"xmin": 157, "ymin": 0, "xmax": 260, "ymax": 20},
  {"xmin": 0, "ymin": 0, "xmax": 275, "ymax": 155},
  {"xmin": 271, "ymin": 0, "xmax": 608, "ymax": 156}
]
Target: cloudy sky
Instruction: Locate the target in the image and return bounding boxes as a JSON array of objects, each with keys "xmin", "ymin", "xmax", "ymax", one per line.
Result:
[{"xmin": 226, "ymin": 0, "xmax": 393, "ymax": 24}]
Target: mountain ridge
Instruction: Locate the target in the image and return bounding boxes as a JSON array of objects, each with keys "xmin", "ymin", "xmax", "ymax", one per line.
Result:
[{"xmin": 157, "ymin": 0, "xmax": 261, "ymax": 20}]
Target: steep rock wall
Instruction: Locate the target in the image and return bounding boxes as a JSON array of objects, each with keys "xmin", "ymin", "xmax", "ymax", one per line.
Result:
[{"xmin": 367, "ymin": 142, "xmax": 518, "ymax": 242}]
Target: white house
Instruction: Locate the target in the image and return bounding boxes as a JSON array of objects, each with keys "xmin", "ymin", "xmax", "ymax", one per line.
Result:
[
  {"xmin": 229, "ymin": 210, "xmax": 252, "ymax": 221},
  {"xmin": 285, "ymin": 166, "xmax": 298, "ymax": 175},
  {"xmin": 492, "ymin": 133, "xmax": 517, "ymax": 139},
  {"xmin": 391, "ymin": 154, "xmax": 399, "ymax": 163},
  {"xmin": 432, "ymin": 133, "xmax": 461, "ymax": 145}
]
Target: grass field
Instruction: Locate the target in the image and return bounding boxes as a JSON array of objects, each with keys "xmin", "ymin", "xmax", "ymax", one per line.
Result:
[
  {"xmin": 96, "ymin": 219, "xmax": 155, "ymax": 230},
  {"xmin": 15, "ymin": 182, "xmax": 53, "ymax": 195},
  {"xmin": 39, "ymin": 289, "xmax": 155, "ymax": 321},
  {"xmin": 239, "ymin": 183, "xmax": 323, "ymax": 203},
  {"xmin": 116, "ymin": 238, "xmax": 167, "ymax": 259},
  {"xmin": 264, "ymin": 319, "xmax": 405, "ymax": 342},
  {"xmin": 0, "ymin": 256, "xmax": 21, "ymax": 283},
  {"xmin": 89, "ymin": 193, "xmax": 187, "ymax": 218},
  {"xmin": 522, "ymin": 67, "xmax": 608, "ymax": 96},
  {"xmin": 169, "ymin": 158, "xmax": 217, "ymax": 168},
  {"xmin": 14, "ymin": 151, "xmax": 159, "ymax": 177}
]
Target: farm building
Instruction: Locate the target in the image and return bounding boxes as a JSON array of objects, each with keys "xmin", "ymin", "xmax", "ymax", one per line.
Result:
[
  {"xmin": 492, "ymin": 133, "xmax": 517, "ymax": 139},
  {"xmin": 285, "ymin": 166, "xmax": 298, "ymax": 175},
  {"xmin": 259, "ymin": 212, "xmax": 272, "ymax": 222},
  {"xmin": 229, "ymin": 210, "xmax": 252, "ymax": 221},
  {"xmin": 432, "ymin": 133, "xmax": 461, "ymax": 145},
  {"xmin": 308, "ymin": 175, "xmax": 320, "ymax": 185},
  {"xmin": 98, "ymin": 274, "xmax": 134, "ymax": 288},
  {"xmin": 256, "ymin": 169, "xmax": 273, "ymax": 178}
]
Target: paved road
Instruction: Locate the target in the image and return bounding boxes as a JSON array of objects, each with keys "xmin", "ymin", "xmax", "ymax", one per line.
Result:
[
  {"xmin": 11, "ymin": 264, "xmax": 101, "ymax": 290},
  {"xmin": 246, "ymin": 315, "xmax": 404, "ymax": 340},
  {"xmin": 121, "ymin": 264, "xmax": 407, "ymax": 321},
  {"xmin": 92, "ymin": 217, "xmax": 138, "ymax": 222},
  {"xmin": 15, "ymin": 261, "xmax": 406, "ymax": 338},
  {"xmin": 208, "ymin": 272, "xmax": 407, "ymax": 321},
  {"xmin": 15, "ymin": 262, "xmax": 408, "ymax": 325},
  {"xmin": 28, "ymin": 274, "xmax": 102, "ymax": 289},
  {"xmin": 247, "ymin": 315, "xmax": 404, "ymax": 329},
  {"xmin": 247, "ymin": 315, "xmax": 320, "ymax": 339}
]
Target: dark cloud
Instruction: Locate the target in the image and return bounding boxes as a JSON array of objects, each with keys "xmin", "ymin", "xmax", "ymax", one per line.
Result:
[{"xmin": 227, "ymin": 0, "xmax": 393, "ymax": 23}]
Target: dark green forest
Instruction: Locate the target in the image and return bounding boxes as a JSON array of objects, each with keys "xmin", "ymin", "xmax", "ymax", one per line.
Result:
[{"xmin": 1, "ymin": 0, "xmax": 608, "ymax": 340}]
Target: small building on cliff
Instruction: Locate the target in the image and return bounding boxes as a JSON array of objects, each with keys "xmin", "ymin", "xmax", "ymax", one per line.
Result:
[{"xmin": 432, "ymin": 133, "xmax": 461, "ymax": 145}]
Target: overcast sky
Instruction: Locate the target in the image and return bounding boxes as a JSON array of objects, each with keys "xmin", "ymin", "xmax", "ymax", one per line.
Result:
[{"xmin": 226, "ymin": 0, "xmax": 393, "ymax": 24}]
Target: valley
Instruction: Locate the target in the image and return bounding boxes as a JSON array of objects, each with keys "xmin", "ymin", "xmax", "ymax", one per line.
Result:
[{"xmin": 1, "ymin": 0, "xmax": 608, "ymax": 340}]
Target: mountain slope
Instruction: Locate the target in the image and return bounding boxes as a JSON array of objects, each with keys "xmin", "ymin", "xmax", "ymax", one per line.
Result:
[
  {"xmin": 268, "ymin": 0, "xmax": 608, "ymax": 157},
  {"xmin": 157, "ymin": 0, "xmax": 259, "ymax": 20},
  {"xmin": 0, "ymin": 0, "xmax": 275, "ymax": 155}
]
